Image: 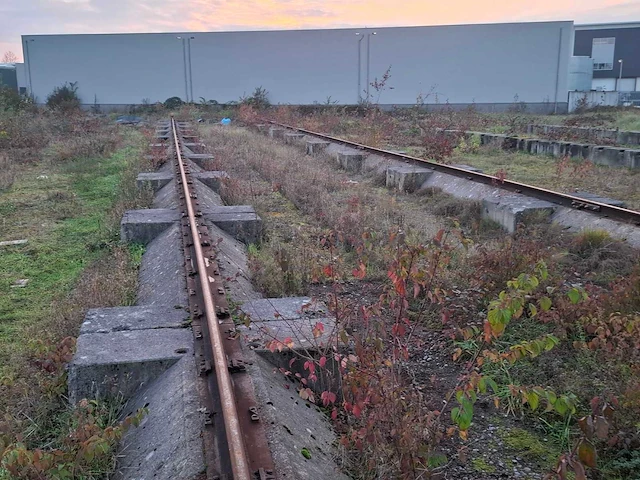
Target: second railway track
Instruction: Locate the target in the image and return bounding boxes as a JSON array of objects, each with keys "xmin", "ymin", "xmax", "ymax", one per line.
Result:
[{"xmin": 265, "ymin": 120, "xmax": 640, "ymax": 226}]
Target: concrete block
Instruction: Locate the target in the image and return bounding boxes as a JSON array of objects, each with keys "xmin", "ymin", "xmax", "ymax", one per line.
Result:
[
  {"xmin": 386, "ymin": 165, "xmax": 433, "ymax": 192},
  {"xmin": 306, "ymin": 139, "xmax": 330, "ymax": 155},
  {"xmin": 68, "ymin": 328, "xmax": 192, "ymax": 404},
  {"xmin": 80, "ymin": 306, "xmax": 189, "ymax": 334},
  {"xmin": 284, "ymin": 132, "xmax": 306, "ymax": 145},
  {"xmin": 624, "ymin": 149, "xmax": 640, "ymax": 169},
  {"xmin": 337, "ymin": 152, "xmax": 365, "ymax": 172},
  {"xmin": 120, "ymin": 209, "xmax": 180, "ymax": 244},
  {"xmin": 572, "ymin": 191, "xmax": 627, "ymax": 208},
  {"xmin": 122, "ymin": 206, "xmax": 261, "ymax": 245},
  {"xmin": 136, "ymin": 172, "xmax": 173, "ymax": 192},
  {"xmin": 591, "ymin": 147, "xmax": 626, "ymax": 167},
  {"xmin": 194, "ymin": 170, "xmax": 228, "ymax": 193},
  {"xmin": 140, "ymin": 171, "xmax": 227, "ymax": 195},
  {"xmin": 618, "ymin": 131, "xmax": 640, "ymax": 146},
  {"xmin": 203, "ymin": 205, "xmax": 262, "ymax": 244},
  {"xmin": 112, "ymin": 355, "xmax": 205, "ymax": 480},
  {"xmin": 183, "ymin": 153, "xmax": 215, "ymax": 168},
  {"xmin": 269, "ymin": 127, "xmax": 286, "ymax": 139},
  {"xmin": 239, "ymin": 297, "xmax": 335, "ymax": 351},
  {"xmin": 182, "ymin": 142, "xmax": 204, "ymax": 152},
  {"xmin": 482, "ymin": 196, "xmax": 555, "ymax": 233}
]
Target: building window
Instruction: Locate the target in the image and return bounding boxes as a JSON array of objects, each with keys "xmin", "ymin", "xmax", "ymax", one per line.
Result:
[
  {"xmin": 591, "ymin": 37, "xmax": 615, "ymax": 71},
  {"xmin": 594, "ymin": 62, "xmax": 613, "ymax": 71}
]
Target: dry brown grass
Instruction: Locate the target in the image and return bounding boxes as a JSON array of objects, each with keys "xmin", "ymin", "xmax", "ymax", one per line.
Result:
[
  {"xmin": 0, "ymin": 152, "xmax": 15, "ymax": 190},
  {"xmin": 198, "ymin": 126, "xmax": 455, "ymax": 290}
]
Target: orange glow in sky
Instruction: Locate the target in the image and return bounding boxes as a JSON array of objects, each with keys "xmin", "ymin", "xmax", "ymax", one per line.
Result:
[{"xmin": 1, "ymin": 0, "xmax": 639, "ymax": 60}]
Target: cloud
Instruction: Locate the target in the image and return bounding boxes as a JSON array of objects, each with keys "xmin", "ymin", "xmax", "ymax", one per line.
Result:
[{"xmin": 2, "ymin": 0, "xmax": 640, "ymax": 61}]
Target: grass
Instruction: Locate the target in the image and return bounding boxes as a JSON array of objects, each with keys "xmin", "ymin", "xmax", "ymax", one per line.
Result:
[
  {"xmin": 448, "ymin": 147, "xmax": 640, "ymax": 210},
  {"xmin": 0, "ymin": 118, "xmax": 152, "ymax": 478},
  {"xmin": 197, "ymin": 125, "xmax": 462, "ymax": 295},
  {"xmin": 0, "ymin": 132, "xmax": 146, "ymax": 368},
  {"xmin": 196, "ymin": 113, "xmax": 640, "ymax": 479},
  {"xmin": 500, "ymin": 426, "xmax": 562, "ymax": 471}
]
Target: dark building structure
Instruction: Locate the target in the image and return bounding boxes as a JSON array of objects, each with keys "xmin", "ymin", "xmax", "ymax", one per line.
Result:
[{"xmin": 574, "ymin": 22, "xmax": 640, "ymax": 91}]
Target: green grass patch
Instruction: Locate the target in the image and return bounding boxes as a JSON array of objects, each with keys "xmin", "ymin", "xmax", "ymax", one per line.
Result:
[
  {"xmin": 499, "ymin": 426, "xmax": 562, "ymax": 470},
  {"xmin": 0, "ymin": 129, "xmax": 145, "ymax": 374}
]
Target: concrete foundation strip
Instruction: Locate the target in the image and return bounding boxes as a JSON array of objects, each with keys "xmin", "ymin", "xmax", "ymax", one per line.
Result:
[{"xmin": 171, "ymin": 118, "xmax": 275, "ymax": 480}]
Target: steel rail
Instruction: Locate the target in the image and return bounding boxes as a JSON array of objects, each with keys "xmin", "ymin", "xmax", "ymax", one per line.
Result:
[
  {"xmin": 266, "ymin": 121, "xmax": 640, "ymax": 225},
  {"xmin": 171, "ymin": 117, "xmax": 252, "ymax": 480}
]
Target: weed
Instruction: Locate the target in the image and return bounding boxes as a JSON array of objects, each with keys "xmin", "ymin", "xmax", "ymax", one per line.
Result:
[{"xmin": 46, "ymin": 82, "xmax": 81, "ymax": 111}]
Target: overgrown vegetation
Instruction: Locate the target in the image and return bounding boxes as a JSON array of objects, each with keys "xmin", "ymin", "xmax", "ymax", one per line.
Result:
[
  {"xmin": 0, "ymin": 108, "xmax": 154, "ymax": 477},
  {"xmin": 202, "ymin": 121, "xmax": 640, "ymax": 479}
]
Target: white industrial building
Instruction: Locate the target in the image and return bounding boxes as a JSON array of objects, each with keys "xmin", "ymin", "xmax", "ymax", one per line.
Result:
[{"xmin": 21, "ymin": 21, "xmax": 573, "ymax": 113}]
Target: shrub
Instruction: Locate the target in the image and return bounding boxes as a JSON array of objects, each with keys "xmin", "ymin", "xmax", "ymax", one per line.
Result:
[
  {"xmin": 46, "ymin": 82, "xmax": 81, "ymax": 111},
  {"xmin": 163, "ymin": 96, "xmax": 183, "ymax": 109},
  {"xmin": 240, "ymin": 86, "xmax": 270, "ymax": 110},
  {"xmin": 0, "ymin": 86, "xmax": 31, "ymax": 112}
]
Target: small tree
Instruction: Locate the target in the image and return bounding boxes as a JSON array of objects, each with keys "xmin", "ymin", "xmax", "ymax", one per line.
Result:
[
  {"xmin": 240, "ymin": 86, "xmax": 270, "ymax": 110},
  {"xmin": 46, "ymin": 82, "xmax": 81, "ymax": 111},
  {"xmin": 2, "ymin": 51, "xmax": 18, "ymax": 63}
]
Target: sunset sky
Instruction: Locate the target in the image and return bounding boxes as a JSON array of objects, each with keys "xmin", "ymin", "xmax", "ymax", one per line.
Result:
[{"xmin": 1, "ymin": 0, "xmax": 639, "ymax": 61}]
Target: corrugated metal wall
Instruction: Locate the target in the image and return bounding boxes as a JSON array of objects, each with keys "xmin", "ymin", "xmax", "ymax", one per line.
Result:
[{"xmin": 22, "ymin": 21, "xmax": 573, "ymax": 109}]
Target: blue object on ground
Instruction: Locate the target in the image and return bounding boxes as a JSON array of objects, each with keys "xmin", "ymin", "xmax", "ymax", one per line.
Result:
[{"xmin": 221, "ymin": 118, "xmax": 231, "ymax": 125}]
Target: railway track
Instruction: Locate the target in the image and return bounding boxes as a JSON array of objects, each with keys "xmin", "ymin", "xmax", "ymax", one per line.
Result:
[
  {"xmin": 266, "ymin": 121, "xmax": 640, "ymax": 226},
  {"xmin": 170, "ymin": 117, "xmax": 275, "ymax": 480}
]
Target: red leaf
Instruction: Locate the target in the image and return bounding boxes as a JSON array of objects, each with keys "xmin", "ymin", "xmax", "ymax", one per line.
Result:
[
  {"xmin": 322, "ymin": 265, "xmax": 334, "ymax": 277},
  {"xmin": 331, "ymin": 407, "xmax": 338, "ymax": 420},
  {"xmin": 352, "ymin": 403, "xmax": 362, "ymax": 418},
  {"xmin": 573, "ymin": 461, "xmax": 587, "ymax": 480},
  {"xmin": 319, "ymin": 356, "xmax": 327, "ymax": 368},
  {"xmin": 352, "ymin": 262, "xmax": 367, "ymax": 280},
  {"xmin": 577, "ymin": 439, "xmax": 597, "ymax": 468},
  {"xmin": 391, "ymin": 323, "xmax": 406, "ymax": 337},
  {"xmin": 433, "ymin": 229, "xmax": 445, "ymax": 246},
  {"xmin": 312, "ymin": 322, "xmax": 325, "ymax": 339}
]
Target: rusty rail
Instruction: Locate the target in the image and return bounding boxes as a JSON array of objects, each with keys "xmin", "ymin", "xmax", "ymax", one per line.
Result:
[
  {"xmin": 266, "ymin": 121, "xmax": 640, "ymax": 226},
  {"xmin": 171, "ymin": 117, "xmax": 253, "ymax": 480}
]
